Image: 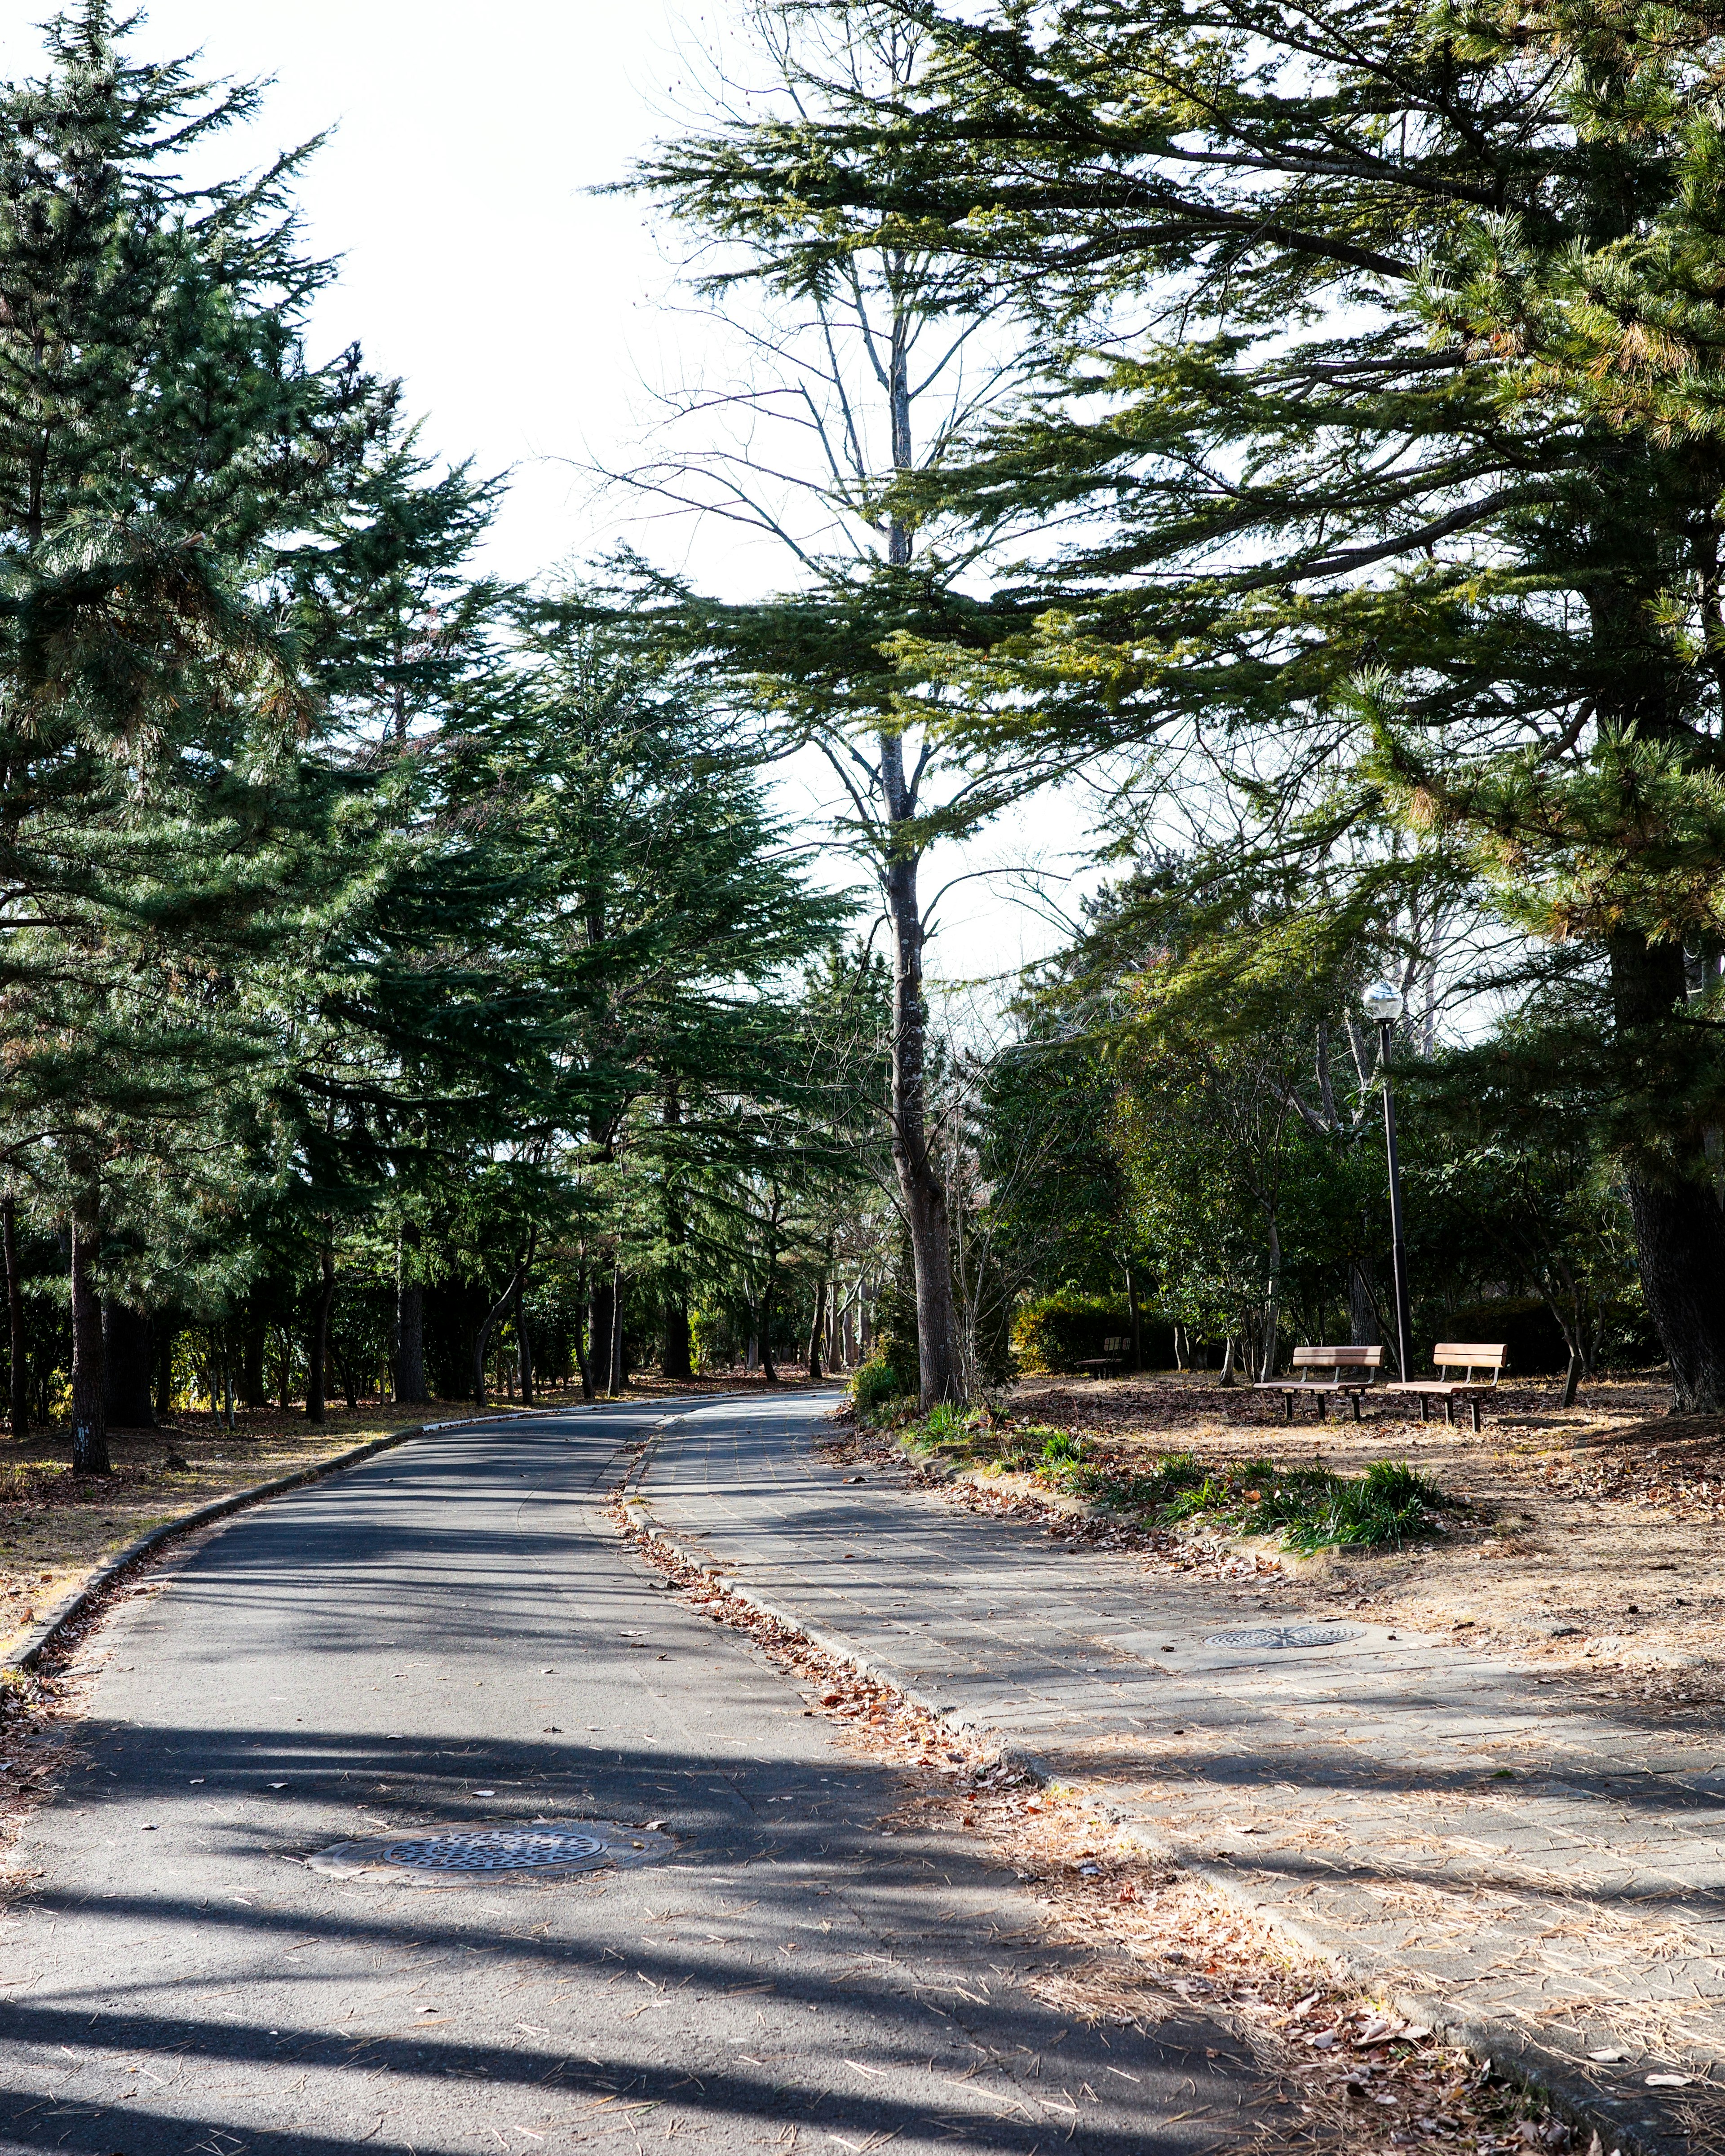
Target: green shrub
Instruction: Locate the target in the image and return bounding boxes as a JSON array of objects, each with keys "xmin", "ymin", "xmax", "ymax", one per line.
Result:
[
  {"xmin": 920, "ymin": 1401, "xmax": 973, "ymax": 1443},
  {"xmin": 1011, "ymin": 1292, "xmax": 1175, "ymax": 1374},
  {"xmin": 851, "ymin": 1354, "xmax": 914, "ymax": 1412},
  {"xmin": 1148, "ymin": 1454, "xmax": 1449, "ymax": 1551},
  {"xmin": 1040, "ymin": 1429, "xmax": 1084, "ymax": 1471}
]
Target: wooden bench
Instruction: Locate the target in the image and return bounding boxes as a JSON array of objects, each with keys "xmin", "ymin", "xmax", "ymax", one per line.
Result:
[
  {"xmin": 1384, "ymin": 1342, "xmax": 1507, "ymax": 1432},
  {"xmin": 1075, "ymin": 1334, "xmax": 1131, "ymax": 1377},
  {"xmin": 1254, "ymin": 1344, "xmax": 1383, "ymax": 1422}
]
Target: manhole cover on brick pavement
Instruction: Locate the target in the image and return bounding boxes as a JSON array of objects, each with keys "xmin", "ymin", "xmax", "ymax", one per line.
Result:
[
  {"xmin": 305, "ymin": 1818, "xmax": 676, "ymax": 1887},
  {"xmin": 1203, "ymin": 1623, "xmax": 1365, "ymax": 1651}
]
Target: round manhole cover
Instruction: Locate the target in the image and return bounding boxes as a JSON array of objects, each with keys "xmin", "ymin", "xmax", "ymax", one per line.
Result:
[
  {"xmin": 305, "ymin": 1818, "xmax": 675, "ymax": 1888},
  {"xmin": 1203, "ymin": 1623, "xmax": 1365, "ymax": 1651}
]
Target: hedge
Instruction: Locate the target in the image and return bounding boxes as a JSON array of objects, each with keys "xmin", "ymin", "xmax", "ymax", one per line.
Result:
[{"xmin": 1011, "ymin": 1292, "xmax": 1175, "ymax": 1374}]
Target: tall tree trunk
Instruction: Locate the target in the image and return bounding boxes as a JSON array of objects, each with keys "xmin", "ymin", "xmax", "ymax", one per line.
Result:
[
  {"xmin": 158, "ymin": 1322, "xmax": 177, "ymax": 1420},
  {"xmin": 474, "ymin": 1249, "xmax": 530, "ymax": 1407},
  {"xmin": 1173, "ymin": 1322, "xmax": 1189, "ymax": 1372},
  {"xmin": 608, "ymin": 1263, "xmax": 625, "ymax": 1395},
  {"xmin": 69, "ymin": 1176, "xmax": 109, "ymax": 1475},
  {"xmin": 758, "ymin": 1266, "xmax": 778, "ymax": 1384},
  {"xmin": 590, "ymin": 1270, "xmax": 616, "ymax": 1397},
  {"xmin": 334, "ymin": 1338, "xmax": 358, "ymax": 1411},
  {"xmin": 1259, "ymin": 1218, "xmax": 1282, "ymax": 1383},
  {"xmin": 305, "ymin": 1247, "xmax": 336, "ymax": 1424},
  {"xmin": 1612, "ymin": 930, "xmax": 1725, "ymax": 1409},
  {"xmin": 874, "ymin": 324, "xmax": 963, "ymax": 1408},
  {"xmin": 662, "ymin": 1088, "xmax": 693, "ymax": 1382},
  {"xmin": 1124, "ymin": 1260, "xmax": 1143, "ymax": 1371},
  {"xmin": 663, "ymin": 1299, "xmax": 692, "ymax": 1383},
  {"xmin": 241, "ymin": 1317, "xmax": 265, "ymax": 1411},
  {"xmin": 395, "ymin": 1219, "xmax": 427, "ymax": 1405},
  {"xmin": 807, "ymin": 1262, "xmax": 829, "ymax": 1382},
  {"xmin": 3, "ymin": 1194, "xmax": 27, "ymax": 1440},
  {"xmin": 514, "ymin": 1276, "xmax": 533, "ymax": 1405},
  {"xmin": 883, "ymin": 833, "xmax": 961, "ymax": 1405},
  {"xmin": 574, "ymin": 1260, "xmax": 594, "ymax": 1400},
  {"xmin": 1349, "ymin": 1234, "xmax": 1380, "ymax": 1348},
  {"xmin": 102, "ymin": 1301, "xmax": 155, "ymax": 1427},
  {"xmin": 1217, "ymin": 1334, "xmax": 1237, "ymax": 1387}
]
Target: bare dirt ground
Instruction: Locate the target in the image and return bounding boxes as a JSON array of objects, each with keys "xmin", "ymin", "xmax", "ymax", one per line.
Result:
[{"xmin": 862, "ymin": 1370, "xmax": 1725, "ymax": 1714}]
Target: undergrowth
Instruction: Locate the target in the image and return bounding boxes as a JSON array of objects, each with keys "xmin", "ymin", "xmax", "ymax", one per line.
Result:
[{"xmin": 895, "ymin": 1409, "xmax": 1453, "ymax": 1551}]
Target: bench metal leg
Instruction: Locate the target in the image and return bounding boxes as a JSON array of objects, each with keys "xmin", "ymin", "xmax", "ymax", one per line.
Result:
[
  {"xmin": 1315, "ymin": 1392, "xmax": 1326, "ymax": 1422},
  {"xmin": 1351, "ymin": 1390, "xmax": 1362, "ymax": 1422},
  {"xmin": 1283, "ymin": 1392, "xmax": 1293, "ymax": 1423},
  {"xmin": 1444, "ymin": 1396, "xmax": 1454, "ymax": 1426},
  {"xmin": 1471, "ymin": 1397, "xmax": 1482, "ymax": 1435},
  {"xmin": 1420, "ymin": 1396, "xmax": 1429, "ymax": 1422}
]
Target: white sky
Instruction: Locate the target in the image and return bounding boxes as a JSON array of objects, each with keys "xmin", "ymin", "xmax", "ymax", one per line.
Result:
[{"xmin": 0, "ymin": 0, "xmax": 1100, "ymax": 990}]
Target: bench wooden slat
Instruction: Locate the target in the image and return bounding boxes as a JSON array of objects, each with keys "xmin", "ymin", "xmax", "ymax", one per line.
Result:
[
  {"xmin": 1384, "ymin": 1342, "xmax": 1508, "ymax": 1432},
  {"xmin": 1290, "ymin": 1345, "xmax": 1383, "ymax": 1369},
  {"xmin": 1432, "ymin": 1343, "xmax": 1508, "ymax": 1368}
]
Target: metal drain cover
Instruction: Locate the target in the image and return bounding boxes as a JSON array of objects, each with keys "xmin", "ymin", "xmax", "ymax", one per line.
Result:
[
  {"xmin": 306, "ymin": 1818, "xmax": 675, "ymax": 1888},
  {"xmin": 1203, "ymin": 1623, "xmax": 1365, "ymax": 1651}
]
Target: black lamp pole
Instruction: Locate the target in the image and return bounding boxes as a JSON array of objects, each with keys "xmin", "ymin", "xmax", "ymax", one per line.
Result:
[{"xmin": 1377, "ymin": 1016, "xmax": 1415, "ymax": 1383}]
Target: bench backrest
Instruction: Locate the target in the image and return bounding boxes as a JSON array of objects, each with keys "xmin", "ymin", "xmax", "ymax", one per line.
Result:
[
  {"xmin": 1102, "ymin": 1336, "xmax": 1129, "ymax": 1352},
  {"xmin": 1290, "ymin": 1345, "xmax": 1384, "ymax": 1382},
  {"xmin": 1433, "ymin": 1341, "xmax": 1507, "ymax": 1382}
]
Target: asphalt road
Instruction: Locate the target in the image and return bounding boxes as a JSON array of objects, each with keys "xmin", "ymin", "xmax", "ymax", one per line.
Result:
[{"xmin": 0, "ymin": 1395, "xmax": 1296, "ymax": 2154}]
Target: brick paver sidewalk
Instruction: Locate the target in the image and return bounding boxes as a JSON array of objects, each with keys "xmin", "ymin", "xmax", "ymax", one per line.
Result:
[{"xmin": 628, "ymin": 1394, "xmax": 1725, "ymax": 2156}]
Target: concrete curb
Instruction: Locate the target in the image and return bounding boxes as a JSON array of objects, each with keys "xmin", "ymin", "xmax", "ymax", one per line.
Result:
[
  {"xmin": 1, "ymin": 1405, "xmax": 557, "ymax": 1677},
  {"xmin": 620, "ymin": 1481, "xmax": 1687, "ymax": 2156}
]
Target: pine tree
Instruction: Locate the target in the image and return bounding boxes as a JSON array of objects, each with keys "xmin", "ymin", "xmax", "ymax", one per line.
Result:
[
  {"xmin": 713, "ymin": 0, "xmax": 1725, "ymax": 1409},
  {"xmin": 0, "ymin": 4, "xmax": 394, "ymax": 1466},
  {"xmin": 624, "ymin": 0, "xmax": 1072, "ymax": 1404}
]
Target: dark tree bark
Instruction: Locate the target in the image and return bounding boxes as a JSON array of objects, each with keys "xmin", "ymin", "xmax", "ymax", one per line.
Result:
[
  {"xmin": 305, "ymin": 1247, "xmax": 336, "ymax": 1424},
  {"xmin": 156, "ymin": 1319, "xmax": 177, "ymax": 1423},
  {"xmin": 102, "ymin": 1300, "xmax": 155, "ymax": 1427},
  {"xmin": 1611, "ymin": 930, "xmax": 1725, "ymax": 1410},
  {"xmin": 334, "ymin": 1339, "xmax": 358, "ymax": 1411},
  {"xmin": 663, "ymin": 1300, "xmax": 693, "ymax": 1383},
  {"xmin": 395, "ymin": 1220, "xmax": 427, "ymax": 1405},
  {"xmin": 69, "ymin": 1177, "xmax": 110, "ymax": 1475},
  {"xmin": 759, "ymin": 1273, "xmax": 778, "ymax": 1384},
  {"xmin": 806, "ymin": 1267, "xmax": 828, "ymax": 1382},
  {"xmin": 1562, "ymin": 1349, "xmax": 1584, "ymax": 1409},
  {"xmin": 884, "ymin": 836, "xmax": 962, "ymax": 1406},
  {"xmin": 1349, "ymin": 1238, "xmax": 1380, "ymax": 1349},
  {"xmin": 662, "ymin": 1088, "xmax": 693, "ymax": 1381},
  {"xmin": 514, "ymin": 1276, "xmax": 534, "ymax": 1405},
  {"xmin": 241, "ymin": 1319, "xmax": 265, "ymax": 1410},
  {"xmin": 1124, "ymin": 1260, "xmax": 1143, "ymax": 1370},
  {"xmin": 590, "ymin": 1269, "xmax": 616, "ymax": 1397},
  {"xmin": 608, "ymin": 1264, "xmax": 625, "ymax": 1395},
  {"xmin": 3, "ymin": 1194, "xmax": 27, "ymax": 1439},
  {"xmin": 474, "ymin": 1237, "xmax": 534, "ymax": 1406},
  {"xmin": 574, "ymin": 1260, "xmax": 594, "ymax": 1400}
]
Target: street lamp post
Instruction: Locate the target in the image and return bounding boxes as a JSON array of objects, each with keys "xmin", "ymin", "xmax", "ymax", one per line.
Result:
[{"xmin": 1362, "ymin": 981, "xmax": 1415, "ymax": 1383}]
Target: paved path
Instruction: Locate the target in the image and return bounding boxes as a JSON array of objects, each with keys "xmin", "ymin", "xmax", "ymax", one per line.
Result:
[
  {"xmin": 0, "ymin": 1400, "xmax": 1296, "ymax": 2155},
  {"xmin": 634, "ymin": 1393, "xmax": 1725, "ymax": 2156}
]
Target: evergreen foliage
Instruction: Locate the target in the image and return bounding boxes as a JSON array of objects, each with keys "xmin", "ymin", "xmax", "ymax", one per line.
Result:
[{"xmin": 694, "ymin": 0, "xmax": 1725, "ymax": 1406}]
